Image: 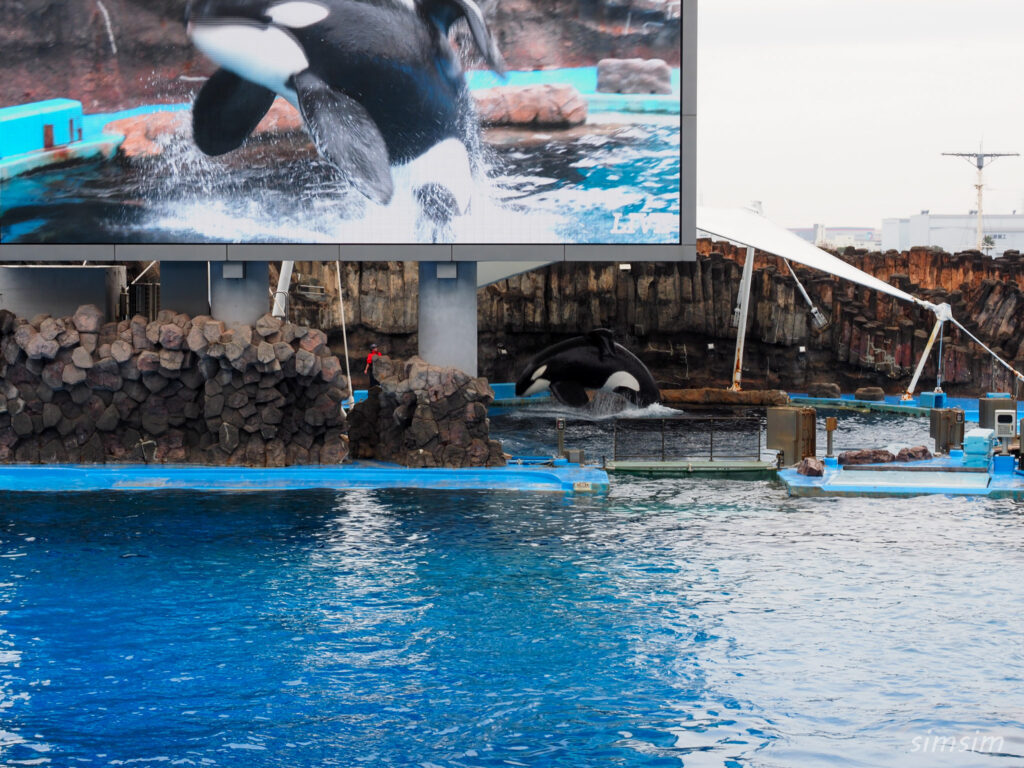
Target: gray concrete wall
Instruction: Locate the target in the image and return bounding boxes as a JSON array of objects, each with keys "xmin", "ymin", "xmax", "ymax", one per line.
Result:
[
  {"xmin": 0, "ymin": 266, "xmax": 125, "ymax": 320},
  {"xmin": 161, "ymin": 262, "xmax": 210, "ymax": 317},
  {"xmin": 418, "ymin": 261, "xmax": 478, "ymax": 376},
  {"xmin": 209, "ymin": 261, "xmax": 270, "ymax": 327}
]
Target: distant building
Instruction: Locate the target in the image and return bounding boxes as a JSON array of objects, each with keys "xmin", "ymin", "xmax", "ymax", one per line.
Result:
[
  {"xmin": 881, "ymin": 212, "xmax": 1024, "ymax": 256},
  {"xmin": 790, "ymin": 225, "xmax": 882, "ymax": 251}
]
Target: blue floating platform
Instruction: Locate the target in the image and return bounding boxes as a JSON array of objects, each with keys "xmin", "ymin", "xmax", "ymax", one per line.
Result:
[
  {"xmin": 0, "ymin": 98, "xmax": 122, "ymax": 180},
  {"xmin": 780, "ymin": 452, "xmax": 1024, "ymax": 499},
  {"xmin": 0, "ymin": 459, "xmax": 608, "ymax": 495}
]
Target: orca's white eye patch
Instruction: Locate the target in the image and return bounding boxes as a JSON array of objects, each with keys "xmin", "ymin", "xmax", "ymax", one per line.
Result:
[
  {"xmin": 531, "ymin": 364, "xmax": 547, "ymax": 381},
  {"xmin": 266, "ymin": 1, "xmax": 329, "ymax": 28}
]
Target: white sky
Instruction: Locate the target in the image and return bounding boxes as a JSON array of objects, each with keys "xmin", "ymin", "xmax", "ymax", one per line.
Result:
[{"xmin": 698, "ymin": 0, "xmax": 1024, "ymax": 228}]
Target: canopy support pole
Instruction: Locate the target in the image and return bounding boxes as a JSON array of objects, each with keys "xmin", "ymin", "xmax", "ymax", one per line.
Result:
[
  {"xmin": 730, "ymin": 246, "xmax": 755, "ymax": 392},
  {"xmin": 336, "ymin": 259, "xmax": 355, "ymax": 411},
  {"xmin": 951, "ymin": 316, "xmax": 1024, "ymax": 386},
  {"xmin": 902, "ymin": 317, "xmax": 944, "ymax": 400},
  {"xmin": 782, "ymin": 259, "xmax": 828, "ymax": 330}
]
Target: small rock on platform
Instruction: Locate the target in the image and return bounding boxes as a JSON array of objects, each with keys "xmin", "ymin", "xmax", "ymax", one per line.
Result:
[
  {"xmin": 797, "ymin": 457, "xmax": 824, "ymax": 477},
  {"xmin": 853, "ymin": 386, "xmax": 886, "ymax": 402},
  {"xmin": 839, "ymin": 449, "xmax": 896, "ymax": 465},
  {"xmin": 896, "ymin": 445, "xmax": 933, "ymax": 462}
]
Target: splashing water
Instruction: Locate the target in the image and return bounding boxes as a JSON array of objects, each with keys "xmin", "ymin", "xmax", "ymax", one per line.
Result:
[{"xmin": 0, "ymin": 114, "xmax": 681, "ymax": 245}]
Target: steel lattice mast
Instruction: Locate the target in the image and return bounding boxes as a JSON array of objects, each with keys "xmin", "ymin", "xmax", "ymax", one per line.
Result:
[{"xmin": 942, "ymin": 149, "xmax": 1019, "ymax": 252}]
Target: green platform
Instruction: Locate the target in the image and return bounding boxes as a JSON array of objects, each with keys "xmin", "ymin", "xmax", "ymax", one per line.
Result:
[{"xmin": 605, "ymin": 459, "xmax": 777, "ymax": 479}]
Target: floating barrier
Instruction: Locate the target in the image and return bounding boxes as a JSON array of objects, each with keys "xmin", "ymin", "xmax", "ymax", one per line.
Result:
[
  {"xmin": 0, "ymin": 459, "xmax": 608, "ymax": 495},
  {"xmin": 605, "ymin": 459, "xmax": 776, "ymax": 479}
]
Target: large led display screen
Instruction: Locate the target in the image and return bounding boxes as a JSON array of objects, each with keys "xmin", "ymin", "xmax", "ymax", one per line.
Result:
[{"xmin": 0, "ymin": 0, "xmax": 682, "ymax": 246}]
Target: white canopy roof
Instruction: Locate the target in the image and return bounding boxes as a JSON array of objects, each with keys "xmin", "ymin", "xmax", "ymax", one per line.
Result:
[
  {"xmin": 696, "ymin": 206, "xmax": 935, "ymax": 311},
  {"xmin": 696, "ymin": 206, "xmax": 1024, "ymax": 383}
]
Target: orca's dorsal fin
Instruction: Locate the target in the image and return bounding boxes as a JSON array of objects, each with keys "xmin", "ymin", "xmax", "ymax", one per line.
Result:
[
  {"xmin": 587, "ymin": 329, "xmax": 617, "ymax": 360},
  {"xmin": 418, "ymin": 0, "xmax": 506, "ymax": 76},
  {"xmin": 193, "ymin": 69, "xmax": 276, "ymax": 156},
  {"xmin": 292, "ymin": 70, "xmax": 394, "ymax": 205}
]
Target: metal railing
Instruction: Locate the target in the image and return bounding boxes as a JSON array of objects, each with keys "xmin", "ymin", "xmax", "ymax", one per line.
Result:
[{"xmin": 612, "ymin": 415, "xmax": 765, "ymax": 462}]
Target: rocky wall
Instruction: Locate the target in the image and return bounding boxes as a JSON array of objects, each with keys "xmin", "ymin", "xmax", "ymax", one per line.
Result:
[
  {"xmin": 348, "ymin": 357, "xmax": 506, "ymax": 469},
  {"xmin": 0, "ymin": 306, "xmax": 350, "ymax": 465},
  {"xmin": 252, "ymin": 241, "xmax": 1024, "ymax": 399},
  {"xmin": 1, "ymin": 0, "xmax": 681, "ymax": 111},
  {"xmin": 473, "ymin": 248, "xmax": 1024, "ymax": 396}
]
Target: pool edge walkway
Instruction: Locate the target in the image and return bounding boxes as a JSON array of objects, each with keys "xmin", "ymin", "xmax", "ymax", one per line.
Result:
[{"xmin": 0, "ymin": 460, "xmax": 609, "ymax": 495}]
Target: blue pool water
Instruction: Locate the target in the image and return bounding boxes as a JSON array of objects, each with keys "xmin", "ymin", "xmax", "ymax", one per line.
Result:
[{"xmin": 2, "ymin": 411, "xmax": 1023, "ymax": 767}]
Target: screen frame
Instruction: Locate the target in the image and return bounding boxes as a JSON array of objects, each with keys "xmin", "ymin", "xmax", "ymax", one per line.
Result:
[{"xmin": 0, "ymin": 0, "xmax": 696, "ymax": 262}]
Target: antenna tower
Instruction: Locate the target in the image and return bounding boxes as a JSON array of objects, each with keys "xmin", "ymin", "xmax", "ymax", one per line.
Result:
[{"xmin": 942, "ymin": 148, "xmax": 1019, "ymax": 252}]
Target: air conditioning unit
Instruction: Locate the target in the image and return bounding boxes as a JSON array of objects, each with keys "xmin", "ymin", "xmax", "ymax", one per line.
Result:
[{"xmin": 994, "ymin": 410, "xmax": 1016, "ymax": 439}]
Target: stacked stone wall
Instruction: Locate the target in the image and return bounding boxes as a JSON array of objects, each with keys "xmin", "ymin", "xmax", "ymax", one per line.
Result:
[
  {"xmin": 348, "ymin": 357, "xmax": 506, "ymax": 469},
  {"xmin": 0, "ymin": 306, "xmax": 349, "ymax": 465}
]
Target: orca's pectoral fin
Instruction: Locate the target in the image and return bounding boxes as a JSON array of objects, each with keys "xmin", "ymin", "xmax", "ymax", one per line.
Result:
[
  {"xmin": 292, "ymin": 70, "xmax": 394, "ymax": 205},
  {"xmin": 550, "ymin": 380, "xmax": 591, "ymax": 408},
  {"xmin": 419, "ymin": 0, "xmax": 506, "ymax": 76},
  {"xmin": 192, "ymin": 68, "xmax": 276, "ymax": 156},
  {"xmin": 587, "ymin": 328, "xmax": 617, "ymax": 360}
]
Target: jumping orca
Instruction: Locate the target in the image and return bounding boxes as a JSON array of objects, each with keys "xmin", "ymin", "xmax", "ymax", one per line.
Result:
[
  {"xmin": 514, "ymin": 329, "xmax": 661, "ymax": 408},
  {"xmin": 184, "ymin": 0, "xmax": 505, "ymax": 230}
]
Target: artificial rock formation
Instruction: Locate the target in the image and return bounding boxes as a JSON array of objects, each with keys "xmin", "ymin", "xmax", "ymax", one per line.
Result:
[
  {"xmin": 853, "ymin": 386, "xmax": 886, "ymax": 402},
  {"xmin": 0, "ymin": 306, "xmax": 349, "ymax": 466},
  {"xmin": 474, "ymin": 85, "xmax": 588, "ymax": 127},
  {"xmin": 475, "ymin": 245, "xmax": 1024, "ymax": 396},
  {"xmin": 261, "ymin": 243, "xmax": 1024, "ymax": 400},
  {"xmin": 348, "ymin": 356, "xmax": 506, "ymax": 469},
  {"xmin": 806, "ymin": 382, "xmax": 841, "ymax": 399},
  {"xmin": 597, "ymin": 58, "xmax": 673, "ymax": 94},
  {"xmin": 838, "ymin": 449, "xmax": 896, "ymax": 466},
  {"xmin": 896, "ymin": 445, "xmax": 933, "ymax": 462},
  {"xmin": 796, "ymin": 457, "xmax": 824, "ymax": 477}
]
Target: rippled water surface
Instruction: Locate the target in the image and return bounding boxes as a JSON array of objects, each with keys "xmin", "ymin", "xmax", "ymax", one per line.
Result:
[{"xmin": 2, "ymin": 411, "xmax": 1023, "ymax": 767}]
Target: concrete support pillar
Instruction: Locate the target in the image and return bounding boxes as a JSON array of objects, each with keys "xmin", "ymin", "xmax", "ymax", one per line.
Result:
[
  {"xmin": 418, "ymin": 261, "xmax": 477, "ymax": 376},
  {"xmin": 159, "ymin": 262, "xmax": 210, "ymax": 317},
  {"xmin": 209, "ymin": 261, "xmax": 270, "ymax": 327}
]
